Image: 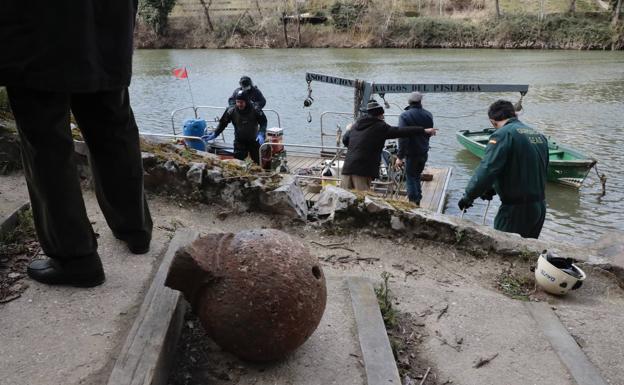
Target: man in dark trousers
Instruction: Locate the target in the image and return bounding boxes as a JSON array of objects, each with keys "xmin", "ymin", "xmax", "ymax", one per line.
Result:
[
  {"xmin": 395, "ymin": 92, "xmax": 434, "ymax": 206},
  {"xmin": 228, "ymin": 76, "xmax": 266, "ymax": 110},
  {"xmin": 0, "ymin": 1, "xmax": 153, "ymax": 287},
  {"xmin": 459, "ymin": 100, "xmax": 549, "ymax": 239},
  {"xmin": 341, "ymin": 100, "xmax": 437, "ymax": 191},
  {"xmin": 205, "ymin": 91, "xmax": 267, "ymax": 164}
]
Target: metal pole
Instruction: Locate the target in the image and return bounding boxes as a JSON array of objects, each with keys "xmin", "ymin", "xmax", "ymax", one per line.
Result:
[
  {"xmin": 185, "ymin": 68, "xmax": 197, "ymax": 118},
  {"xmin": 482, "ymin": 200, "xmax": 491, "ymax": 225}
]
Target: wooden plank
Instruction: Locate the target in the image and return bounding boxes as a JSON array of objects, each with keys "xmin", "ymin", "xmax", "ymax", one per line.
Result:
[
  {"xmin": 107, "ymin": 229, "xmax": 199, "ymax": 385},
  {"xmin": 436, "ymin": 167, "xmax": 452, "ymax": 213},
  {"xmin": 347, "ymin": 277, "xmax": 401, "ymax": 385},
  {"xmin": 428, "ymin": 168, "xmax": 447, "ymax": 213},
  {"xmin": 525, "ymin": 302, "xmax": 609, "ymax": 385}
]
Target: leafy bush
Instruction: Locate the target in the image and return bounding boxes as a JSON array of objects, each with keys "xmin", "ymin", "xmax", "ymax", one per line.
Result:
[
  {"xmin": 330, "ymin": 1, "xmax": 367, "ymax": 31},
  {"xmin": 139, "ymin": 0, "xmax": 177, "ymax": 35}
]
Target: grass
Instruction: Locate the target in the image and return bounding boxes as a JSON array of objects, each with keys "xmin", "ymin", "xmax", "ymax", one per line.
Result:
[
  {"xmin": 496, "ymin": 269, "xmax": 534, "ymax": 301},
  {"xmin": 375, "ymin": 271, "xmax": 399, "ymax": 329},
  {"xmin": 0, "ymin": 208, "xmax": 36, "ymax": 257}
]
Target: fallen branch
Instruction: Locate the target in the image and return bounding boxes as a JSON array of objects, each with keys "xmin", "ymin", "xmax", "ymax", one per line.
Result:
[
  {"xmin": 437, "ymin": 303, "xmax": 449, "ymax": 321},
  {"xmin": 418, "ymin": 367, "xmax": 431, "ymax": 385},
  {"xmin": 473, "ymin": 353, "xmax": 499, "ymax": 368},
  {"xmin": 311, "ymin": 241, "xmax": 348, "ymax": 248},
  {"xmin": 433, "ymin": 335, "xmax": 461, "ymax": 352}
]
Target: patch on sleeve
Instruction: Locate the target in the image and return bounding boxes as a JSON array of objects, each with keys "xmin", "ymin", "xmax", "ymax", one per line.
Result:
[{"xmin": 488, "ymin": 139, "xmax": 497, "ymax": 144}]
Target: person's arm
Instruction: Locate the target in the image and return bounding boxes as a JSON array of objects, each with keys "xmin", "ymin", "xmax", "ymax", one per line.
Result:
[
  {"xmin": 256, "ymin": 110, "xmax": 267, "ymax": 136},
  {"xmin": 385, "ymin": 124, "xmax": 429, "ymax": 139},
  {"xmin": 214, "ymin": 108, "xmax": 233, "ymax": 136},
  {"xmin": 253, "ymin": 87, "xmax": 266, "ymax": 109},
  {"xmin": 464, "ymin": 130, "xmax": 511, "ymax": 201},
  {"xmin": 342, "ymin": 129, "xmax": 351, "ymax": 147}
]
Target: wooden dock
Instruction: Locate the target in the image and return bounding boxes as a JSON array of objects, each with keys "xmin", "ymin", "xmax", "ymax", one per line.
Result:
[{"xmin": 286, "ymin": 154, "xmax": 452, "ymax": 213}]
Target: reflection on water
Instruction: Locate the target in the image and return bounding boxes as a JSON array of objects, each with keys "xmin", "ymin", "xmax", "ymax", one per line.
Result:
[{"xmin": 130, "ymin": 48, "xmax": 624, "ymax": 245}]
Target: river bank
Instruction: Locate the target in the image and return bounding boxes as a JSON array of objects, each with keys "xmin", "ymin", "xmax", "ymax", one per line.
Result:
[{"xmin": 136, "ymin": 14, "xmax": 624, "ymax": 50}]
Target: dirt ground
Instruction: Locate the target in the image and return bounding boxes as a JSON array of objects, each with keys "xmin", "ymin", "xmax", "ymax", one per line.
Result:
[
  {"xmin": 162, "ymin": 206, "xmax": 624, "ymax": 385},
  {"xmin": 2, "ymin": 171, "xmax": 624, "ymax": 385}
]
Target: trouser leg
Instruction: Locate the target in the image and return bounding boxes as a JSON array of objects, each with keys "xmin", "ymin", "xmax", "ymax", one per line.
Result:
[
  {"xmin": 6, "ymin": 87, "xmax": 97, "ymax": 261},
  {"xmin": 70, "ymin": 88, "xmax": 152, "ymax": 245},
  {"xmin": 352, "ymin": 176, "xmax": 371, "ymax": 191},
  {"xmin": 233, "ymin": 139, "xmax": 260, "ymax": 164},
  {"xmin": 248, "ymin": 140, "xmax": 260, "ymax": 165},
  {"xmin": 340, "ymin": 174, "xmax": 354, "ymax": 190},
  {"xmin": 494, "ymin": 201, "xmax": 546, "ymax": 239},
  {"xmin": 405, "ymin": 154, "xmax": 427, "ymax": 204},
  {"xmin": 233, "ymin": 140, "xmax": 248, "ymax": 161}
]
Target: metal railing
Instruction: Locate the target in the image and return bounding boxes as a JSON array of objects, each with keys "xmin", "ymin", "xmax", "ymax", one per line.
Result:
[
  {"xmin": 170, "ymin": 105, "xmax": 282, "ymax": 135},
  {"xmin": 319, "ymin": 110, "xmax": 401, "ymax": 150}
]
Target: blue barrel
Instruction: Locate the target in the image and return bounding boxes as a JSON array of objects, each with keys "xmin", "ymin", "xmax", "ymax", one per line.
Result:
[{"xmin": 182, "ymin": 119, "xmax": 207, "ymax": 151}]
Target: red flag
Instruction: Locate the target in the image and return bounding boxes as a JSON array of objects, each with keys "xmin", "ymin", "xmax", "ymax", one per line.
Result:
[{"xmin": 173, "ymin": 67, "xmax": 188, "ymax": 79}]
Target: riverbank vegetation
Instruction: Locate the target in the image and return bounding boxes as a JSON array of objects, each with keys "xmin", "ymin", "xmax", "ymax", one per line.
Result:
[{"xmin": 136, "ymin": 0, "xmax": 624, "ymax": 50}]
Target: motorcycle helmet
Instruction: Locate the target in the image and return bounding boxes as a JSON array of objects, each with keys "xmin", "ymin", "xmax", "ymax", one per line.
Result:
[{"xmin": 535, "ymin": 250, "xmax": 586, "ymax": 295}]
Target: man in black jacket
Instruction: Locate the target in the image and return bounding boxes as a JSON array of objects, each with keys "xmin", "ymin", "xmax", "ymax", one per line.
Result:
[
  {"xmin": 395, "ymin": 92, "xmax": 434, "ymax": 205},
  {"xmin": 228, "ymin": 76, "xmax": 266, "ymax": 110},
  {"xmin": 0, "ymin": 0, "xmax": 152, "ymax": 287},
  {"xmin": 206, "ymin": 91, "xmax": 267, "ymax": 164},
  {"xmin": 341, "ymin": 100, "xmax": 437, "ymax": 191}
]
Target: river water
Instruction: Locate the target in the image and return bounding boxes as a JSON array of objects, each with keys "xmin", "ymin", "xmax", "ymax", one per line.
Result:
[{"xmin": 129, "ymin": 48, "xmax": 624, "ymax": 246}]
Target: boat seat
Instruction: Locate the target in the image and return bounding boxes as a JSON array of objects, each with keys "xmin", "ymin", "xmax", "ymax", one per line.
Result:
[{"xmin": 549, "ymin": 150, "xmax": 564, "ymax": 157}]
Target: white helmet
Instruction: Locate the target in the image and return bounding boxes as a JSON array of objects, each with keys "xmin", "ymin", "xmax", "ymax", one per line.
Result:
[{"xmin": 535, "ymin": 250, "xmax": 586, "ymax": 295}]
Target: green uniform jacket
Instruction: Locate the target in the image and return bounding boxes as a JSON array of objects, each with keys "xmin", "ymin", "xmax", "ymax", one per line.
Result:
[{"xmin": 465, "ymin": 118, "xmax": 549, "ymax": 204}]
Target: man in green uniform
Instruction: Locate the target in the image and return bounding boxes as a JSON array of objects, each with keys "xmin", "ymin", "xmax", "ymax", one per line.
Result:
[{"xmin": 458, "ymin": 100, "xmax": 549, "ymax": 239}]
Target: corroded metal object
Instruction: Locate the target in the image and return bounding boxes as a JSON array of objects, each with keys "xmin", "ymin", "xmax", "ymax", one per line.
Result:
[{"xmin": 165, "ymin": 229, "xmax": 327, "ymax": 362}]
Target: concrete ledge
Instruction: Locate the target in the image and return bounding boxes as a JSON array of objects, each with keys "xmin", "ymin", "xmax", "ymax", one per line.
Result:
[
  {"xmin": 525, "ymin": 302, "xmax": 609, "ymax": 385},
  {"xmin": 0, "ymin": 201, "xmax": 29, "ymax": 237},
  {"xmin": 107, "ymin": 229, "xmax": 198, "ymax": 385},
  {"xmin": 348, "ymin": 277, "xmax": 401, "ymax": 385}
]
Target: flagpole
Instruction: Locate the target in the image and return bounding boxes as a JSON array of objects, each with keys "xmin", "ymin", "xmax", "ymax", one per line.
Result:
[{"xmin": 184, "ymin": 67, "xmax": 197, "ymax": 118}]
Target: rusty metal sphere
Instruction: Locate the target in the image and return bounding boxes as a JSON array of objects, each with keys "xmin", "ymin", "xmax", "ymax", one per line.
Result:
[{"xmin": 165, "ymin": 229, "xmax": 327, "ymax": 362}]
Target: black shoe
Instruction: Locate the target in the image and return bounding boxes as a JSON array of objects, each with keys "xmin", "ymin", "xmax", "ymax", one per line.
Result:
[
  {"xmin": 113, "ymin": 233, "xmax": 151, "ymax": 254},
  {"xmin": 27, "ymin": 256, "xmax": 105, "ymax": 287}
]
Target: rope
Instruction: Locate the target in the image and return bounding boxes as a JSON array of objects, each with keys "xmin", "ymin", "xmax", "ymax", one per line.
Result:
[{"xmin": 593, "ymin": 163, "xmax": 607, "ymax": 197}]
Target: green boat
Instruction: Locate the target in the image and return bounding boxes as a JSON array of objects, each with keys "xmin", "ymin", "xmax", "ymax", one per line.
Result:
[{"xmin": 456, "ymin": 129, "xmax": 597, "ymax": 188}]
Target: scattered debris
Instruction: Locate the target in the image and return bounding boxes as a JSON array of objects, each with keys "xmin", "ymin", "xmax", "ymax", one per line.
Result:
[
  {"xmin": 436, "ymin": 304, "xmax": 449, "ymax": 321},
  {"xmin": 310, "ymin": 240, "xmax": 356, "ymax": 252},
  {"xmin": 433, "ymin": 331, "xmax": 462, "ymax": 352},
  {"xmin": 0, "ymin": 208, "xmax": 38, "ymax": 304},
  {"xmin": 473, "ymin": 353, "xmax": 499, "ymax": 368},
  {"xmin": 496, "ymin": 268, "xmax": 534, "ymax": 301},
  {"xmin": 320, "ymin": 254, "xmax": 378, "ymax": 265}
]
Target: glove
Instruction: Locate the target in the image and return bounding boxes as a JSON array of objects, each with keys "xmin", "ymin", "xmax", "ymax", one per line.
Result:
[
  {"xmin": 458, "ymin": 196, "xmax": 473, "ymax": 211},
  {"xmin": 202, "ymin": 132, "xmax": 217, "ymax": 142},
  {"xmin": 480, "ymin": 188, "xmax": 496, "ymax": 201},
  {"xmin": 256, "ymin": 133, "xmax": 265, "ymax": 145}
]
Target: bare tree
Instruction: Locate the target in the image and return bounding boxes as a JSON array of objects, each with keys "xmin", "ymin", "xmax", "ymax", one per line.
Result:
[
  {"xmin": 198, "ymin": 0, "xmax": 214, "ymax": 32},
  {"xmin": 614, "ymin": 0, "xmax": 623, "ymax": 26},
  {"xmin": 495, "ymin": 0, "xmax": 501, "ymax": 18},
  {"xmin": 568, "ymin": 0, "xmax": 576, "ymax": 14}
]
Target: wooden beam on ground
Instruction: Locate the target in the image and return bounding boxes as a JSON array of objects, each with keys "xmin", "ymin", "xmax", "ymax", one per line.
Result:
[
  {"xmin": 107, "ymin": 229, "xmax": 199, "ymax": 385},
  {"xmin": 348, "ymin": 277, "xmax": 401, "ymax": 385},
  {"xmin": 525, "ymin": 302, "xmax": 609, "ymax": 385}
]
